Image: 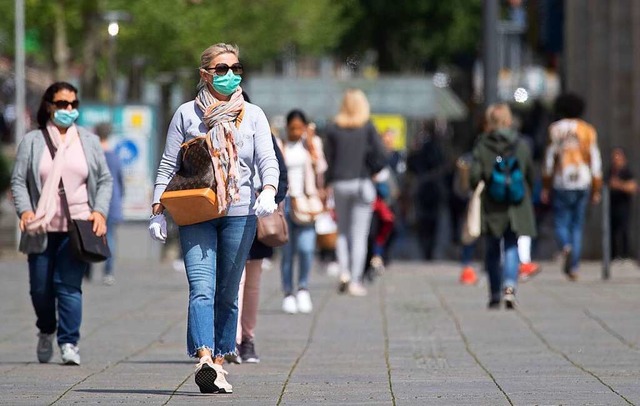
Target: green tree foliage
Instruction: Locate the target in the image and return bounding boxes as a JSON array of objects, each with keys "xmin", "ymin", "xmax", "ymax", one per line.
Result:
[
  {"xmin": 338, "ymin": 0, "xmax": 482, "ymax": 72},
  {"xmin": 0, "ymin": 0, "xmax": 350, "ymax": 74}
]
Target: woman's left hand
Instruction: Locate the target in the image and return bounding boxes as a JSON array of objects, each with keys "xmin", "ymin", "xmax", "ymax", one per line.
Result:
[
  {"xmin": 89, "ymin": 211, "xmax": 107, "ymax": 237},
  {"xmin": 253, "ymin": 187, "xmax": 277, "ymax": 218}
]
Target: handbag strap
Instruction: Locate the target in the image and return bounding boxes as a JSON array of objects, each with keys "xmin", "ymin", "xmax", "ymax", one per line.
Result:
[{"xmin": 42, "ymin": 128, "xmax": 73, "ymax": 224}]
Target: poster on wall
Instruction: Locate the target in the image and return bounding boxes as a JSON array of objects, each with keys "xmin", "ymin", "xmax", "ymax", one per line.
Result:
[
  {"xmin": 371, "ymin": 114, "xmax": 406, "ymax": 151},
  {"xmin": 77, "ymin": 104, "xmax": 157, "ymax": 220}
]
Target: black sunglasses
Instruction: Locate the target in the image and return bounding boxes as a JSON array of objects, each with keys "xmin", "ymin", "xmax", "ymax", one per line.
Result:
[
  {"xmin": 205, "ymin": 63, "xmax": 244, "ymax": 76},
  {"xmin": 50, "ymin": 100, "xmax": 80, "ymax": 109}
]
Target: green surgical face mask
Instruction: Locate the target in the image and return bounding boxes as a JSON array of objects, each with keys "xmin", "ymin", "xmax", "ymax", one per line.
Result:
[{"xmin": 212, "ymin": 71, "xmax": 242, "ymax": 96}]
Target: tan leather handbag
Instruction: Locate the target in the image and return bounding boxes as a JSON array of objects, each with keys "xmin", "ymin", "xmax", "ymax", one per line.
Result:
[{"xmin": 160, "ymin": 136, "xmax": 225, "ymax": 226}]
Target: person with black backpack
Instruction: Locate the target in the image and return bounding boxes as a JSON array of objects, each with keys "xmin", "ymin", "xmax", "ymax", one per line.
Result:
[{"xmin": 470, "ymin": 104, "xmax": 536, "ymax": 309}]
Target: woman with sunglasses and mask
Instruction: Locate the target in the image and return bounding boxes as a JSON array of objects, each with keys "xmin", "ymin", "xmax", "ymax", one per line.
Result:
[
  {"xmin": 150, "ymin": 43, "xmax": 279, "ymax": 394},
  {"xmin": 11, "ymin": 82, "xmax": 113, "ymax": 366}
]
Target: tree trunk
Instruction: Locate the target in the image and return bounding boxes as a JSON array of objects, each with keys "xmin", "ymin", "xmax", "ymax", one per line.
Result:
[
  {"xmin": 81, "ymin": 3, "xmax": 100, "ymax": 100},
  {"xmin": 52, "ymin": 0, "xmax": 70, "ymax": 80},
  {"xmin": 126, "ymin": 57, "xmax": 146, "ymax": 102}
]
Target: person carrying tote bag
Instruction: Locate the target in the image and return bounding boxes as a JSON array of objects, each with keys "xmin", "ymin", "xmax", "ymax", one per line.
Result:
[
  {"xmin": 229, "ymin": 125, "xmax": 289, "ymax": 365},
  {"xmin": 11, "ymin": 82, "xmax": 113, "ymax": 366},
  {"xmin": 149, "ymin": 43, "xmax": 279, "ymax": 395}
]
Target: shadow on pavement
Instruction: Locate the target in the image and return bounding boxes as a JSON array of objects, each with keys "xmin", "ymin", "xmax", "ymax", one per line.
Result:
[
  {"xmin": 74, "ymin": 389, "xmax": 203, "ymax": 397},
  {"xmin": 121, "ymin": 360, "xmax": 192, "ymax": 365}
]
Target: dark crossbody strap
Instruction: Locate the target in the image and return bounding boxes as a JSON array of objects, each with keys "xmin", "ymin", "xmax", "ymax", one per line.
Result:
[{"xmin": 41, "ymin": 128, "xmax": 74, "ymax": 224}]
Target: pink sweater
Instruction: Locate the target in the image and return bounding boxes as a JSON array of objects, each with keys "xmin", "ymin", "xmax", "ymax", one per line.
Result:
[{"xmin": 39, "ymin": 138, "xmax": 92, "ymax": 232}]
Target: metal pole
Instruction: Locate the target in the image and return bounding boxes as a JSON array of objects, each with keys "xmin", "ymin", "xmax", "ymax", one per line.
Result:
[
  {"xmin": 483, "ymin": 0, "xmax": 499, "ymax": 107},
  {"xmin": 15, "ymin": 0, "xmax": 26, "ymax": 144},
  {"xmin": 14, "ymin": 0, "xmax": 26, "ymax": 251},
  {"xmin": 602, "ymin": 185, "xmax": 611, "ymax": 280},
  {"xmin": 109, "ymin": 34, "xmax": 116, "ymax": 105}
]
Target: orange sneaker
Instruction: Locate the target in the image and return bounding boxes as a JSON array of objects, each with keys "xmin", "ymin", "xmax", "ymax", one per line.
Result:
[
  {"xmin": 519, "ymin": 262, "xmax": 541, "ymax": 282},
  {"xmin": 459, "ymin": 266, "xmax": 478, "ymax": 285}
]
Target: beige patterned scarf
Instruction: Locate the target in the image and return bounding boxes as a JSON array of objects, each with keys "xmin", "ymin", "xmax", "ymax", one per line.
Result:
[{"xmin": 195, "ymin": 86, "xmax": 245, "ymax": 212}]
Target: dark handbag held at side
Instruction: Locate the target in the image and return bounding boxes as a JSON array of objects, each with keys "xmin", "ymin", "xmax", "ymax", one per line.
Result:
[
  {"xmin": 256, "ymin": 201, "xmax": 288, "ymax": 247},
  {"xmin": 43, "ymin": 129, "xmax": 111, "ymax": 263}
]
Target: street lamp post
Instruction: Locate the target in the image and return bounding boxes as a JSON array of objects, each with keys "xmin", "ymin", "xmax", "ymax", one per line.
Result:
[
  {"xmin": 483, "ymin": 0, "xmax": 499, "ymax": 108},
  {"xmin": 107, "ymin": 21, "xmax": 119, "ymax": 105},
  {"xmin": 14, "ymin": 0, "xmax": 26, "ymax": 144},
  {"xmin": 102, "ymin": 11, "xmax": 130, "ymax": 105}
]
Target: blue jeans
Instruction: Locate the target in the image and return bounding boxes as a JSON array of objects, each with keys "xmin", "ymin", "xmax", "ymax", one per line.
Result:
[
  {"xmin": 104, "ymin": 221, "xmax": 117, "ymax": 276},
  {"xmin": 28, "ymin": 233, "xmax": 89, "ymax": 345},
  {"xmin": 485, "ymin": 230, "xmax": 519, "ymax": 302},
  {"xmin": 461, "ymin": 242, "xmax": 476, "ymax": 267},
  {"xmin": 179, "ymin": 215, "xmax": 257, "ymax": 358},
  {"xmin": 553, "ymin": 189, "xmax": 589, "ymax": 270},
  {"xmin": 281, "ymin": 200, "xmax": 316, "ymax": 296}
]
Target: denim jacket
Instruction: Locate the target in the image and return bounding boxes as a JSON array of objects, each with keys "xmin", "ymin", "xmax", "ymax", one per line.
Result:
[{"xmin": 11, "ymin": 126, "xmax": 113, "ymax": 254}]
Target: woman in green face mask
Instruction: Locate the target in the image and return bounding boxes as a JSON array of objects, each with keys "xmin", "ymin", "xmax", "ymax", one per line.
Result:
[
  {"xmin": 198, "ymin": 48, "xmax": 244, "ymax": 98},
  {"xmin": 150, "ymin": 43, "xmax": 280, "ymax": 395},
  {"xmin": 10, "ymin": 81, "xmax": 113, "ymax": 366}
]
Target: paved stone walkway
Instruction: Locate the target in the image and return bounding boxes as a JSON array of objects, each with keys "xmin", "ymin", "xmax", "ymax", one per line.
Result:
[{"xmin": 1, "ymin": 257, "xmax": 639, "ymax": 405}]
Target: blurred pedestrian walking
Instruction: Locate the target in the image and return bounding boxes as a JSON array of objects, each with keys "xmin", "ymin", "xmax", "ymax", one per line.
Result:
[
  {"xmin": 280, "ymin": 110, "xmax": 322, "ymax": 314},
  {"xmin": 407, "ymin": 120, "xmax": 448, "ymax": 260},
  {"xmin": 541, "ymin": 93, "xmax": 603, "ymax": 280},
  {"xmin": 231, "ymin": 129, "xmax": 288, "ymax": 364},
  {"xmin": 607, "ymin": 147, "xmax": 637, "ymax": 259},
  {"xmin": 470, "ymin": 104, "xmax": 536, "ymax": 309},
  {"xmin": 150, "ymin": 43, "xmax": 279, "ymax": 394},
  {"xmin": 363, "ymin": 129, "xmax": 401, "ymax": 281},
  {"xmin": 325, "ymin": 89, "xmax": 388, "ymax": 296},
  {"xmin": 11, "ymin": 82, "xmax": 113, "ymax": 365},
  {"xmin": 95, "ymin": 123, "xmax": 124, "ymax": 286}
]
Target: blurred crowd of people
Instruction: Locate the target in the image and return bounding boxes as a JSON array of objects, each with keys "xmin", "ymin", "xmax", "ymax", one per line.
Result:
[{"xmin": 7, "ymin": 40, "xmax": 637, "ymax": 397}]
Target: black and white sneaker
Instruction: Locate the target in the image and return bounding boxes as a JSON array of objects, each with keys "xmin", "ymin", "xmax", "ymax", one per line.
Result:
[
  {"xmin": 194, "ymin": 356, "xmax": 233, "ymax": 394},
  {"xmin": 503, "ymin": 287, "xmax": 516, "ymax": 310},
  {"xmin": 224, "ymin": 347, "xmax": 242, "ymax": 365},
  {"xmin": 239, "ymin": 339, "xmax": 260, "ymax": 364}
]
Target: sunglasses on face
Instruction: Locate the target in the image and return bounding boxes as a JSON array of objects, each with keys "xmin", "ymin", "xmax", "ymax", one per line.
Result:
[
  {"xmin": 205, "ymin": 63, "xmax": 244, "ymax": 76},
  {"xmin": 50, "ymin": 100, "xmax": 80, "ymax": 109}
]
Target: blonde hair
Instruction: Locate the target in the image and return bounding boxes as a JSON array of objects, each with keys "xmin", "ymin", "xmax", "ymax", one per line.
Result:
[
  {"xmin": 485, "ymin": 103, "xmax": 512, "ymax": 131},
  {"xmin": 197, "ymin": 43, "xmax": 240, "ymax": 89},
  {"xmin": 334, "ymin": 88, "xmax": 370, "ymax": 129}
]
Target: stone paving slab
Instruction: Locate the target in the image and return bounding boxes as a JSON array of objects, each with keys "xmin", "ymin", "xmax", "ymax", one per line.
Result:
[{"xmin": 0, "ymin": 256, "xmax": 639, "ymax": 405}]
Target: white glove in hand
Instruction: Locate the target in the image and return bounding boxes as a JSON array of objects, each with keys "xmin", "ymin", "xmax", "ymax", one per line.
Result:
[
  {"xmin": 149, "ymin": 213, "xmax": 167, "ymax": 243},
  {"xmin": 253, "ymin": 188, "xmax": 277, "ymax": 218}
]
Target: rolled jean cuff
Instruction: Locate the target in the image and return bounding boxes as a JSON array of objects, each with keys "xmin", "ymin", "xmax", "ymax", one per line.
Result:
[{"xmin": 188, "ymin": 345, "xmax": 214, "ymax": 359}]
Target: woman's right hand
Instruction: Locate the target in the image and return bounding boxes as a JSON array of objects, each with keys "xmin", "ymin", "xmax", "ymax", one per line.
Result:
[{"xmin": 19, "ymin": 210, "xmax": 35, "ymax": 232}]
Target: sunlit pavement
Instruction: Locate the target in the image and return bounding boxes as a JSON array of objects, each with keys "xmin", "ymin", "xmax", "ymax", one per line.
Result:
[{"xmin": 1, "ymin": 257, "xmax": 639, "ymax": 405}]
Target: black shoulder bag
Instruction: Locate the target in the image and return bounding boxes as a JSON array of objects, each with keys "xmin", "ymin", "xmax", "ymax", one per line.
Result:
[{"xmin": 43, "ymin": 129, "xmax": 111, "ymax": 263}]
